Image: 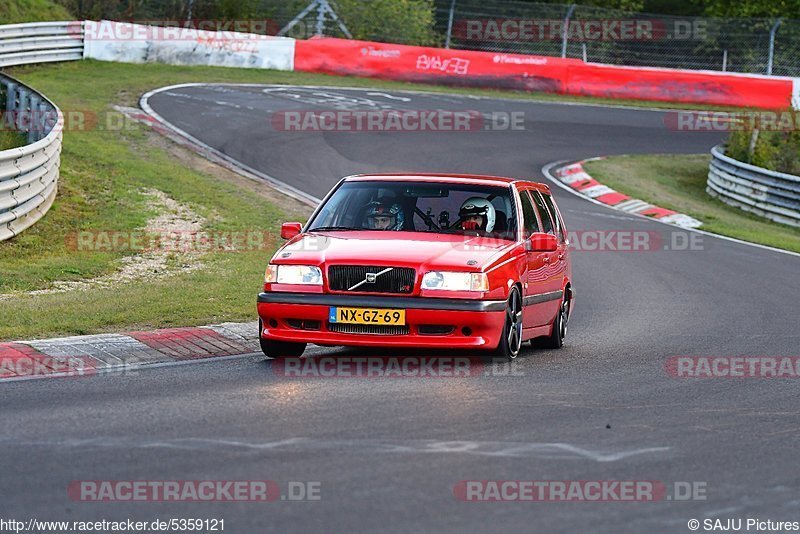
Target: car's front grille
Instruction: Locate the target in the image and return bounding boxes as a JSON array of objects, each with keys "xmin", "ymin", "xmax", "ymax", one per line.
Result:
[
  {"xmin": 327, "ymin": 322, "xmax": 410, "ymax": 336},
  {"xmin": 328, "ymin": 265, "xmax": 415, "ymax": 294}
]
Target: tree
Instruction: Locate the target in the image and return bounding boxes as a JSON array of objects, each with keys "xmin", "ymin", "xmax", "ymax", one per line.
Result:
[
  {"xmin": 335, "ymin": 0, "xmax": 439, "ymax": 46},
  {"xmin": 700, "ymin": 0, "xmax": 800, "ymax": 18}
]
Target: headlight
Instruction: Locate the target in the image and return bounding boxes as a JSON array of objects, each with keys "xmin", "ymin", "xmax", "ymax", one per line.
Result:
[
  {"xmin": 266, "ymin": 264, "xmax": 322, "ymax": 285},
  {"xmin": 421, "ymin": 271, "xmax": 489, "ymax": 292},
  {"xmin": 265, "ymin": 264, "xmax": 278, "ymax": 283}
]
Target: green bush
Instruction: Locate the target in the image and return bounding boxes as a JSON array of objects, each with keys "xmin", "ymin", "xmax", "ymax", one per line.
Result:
[
  {"xmin": 0, "ymin": 0, "xmax": 72, "ymax": 24},
  {"xmin": 335, "ymin": 0, "xmax": 440, "ymax": 46},
  {"xmin": 726, "ymin": 112, "xmax": 800, "ymax": 175}
]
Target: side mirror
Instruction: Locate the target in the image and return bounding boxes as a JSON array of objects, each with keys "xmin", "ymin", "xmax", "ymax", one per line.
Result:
[
  {"xmin": 280, "ymin": 222, "xmax": 302, "ymax": 240},
  {"xmin": 529, "ymin": 232, "xmax": 558, "ymax": 252}
]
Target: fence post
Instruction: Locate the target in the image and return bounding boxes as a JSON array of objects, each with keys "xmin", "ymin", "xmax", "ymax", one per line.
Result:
[
  {"xmin": 28, "ymin": 94, "xmax": 41, "ymax": 144},
  {"xmin": 15, "ymin": 88, "xmax": 29, "ymax": 134},
  {"xmin": 5, "ymin": 82, "xmax": 17, "ymax": 114},
  {"xmin": 748, "ymin": 129, "xmax": 760, "ymax": 162},
  {"xmin": 561, "ymin": 4, "xmax": 576, "ymax": 59},
  {"xmin": 39, "ymin": 102, "xmax": 50, "ymax": 143},
  {"xmin": 722, "ymin": 49, "xmax": 727, "ymax": 71},
  {"xmin": 767, "ymin": 18, "xmax": 782, "ymax": 75},
  {"xmin": 445, "ymin": 0, "xmax": 457, "ymax": 49}
]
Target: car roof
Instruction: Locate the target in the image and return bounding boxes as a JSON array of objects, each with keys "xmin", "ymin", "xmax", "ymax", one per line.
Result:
[{"xmin": 343, "ymin": 173, "xmax": 550, "ymax": 192}]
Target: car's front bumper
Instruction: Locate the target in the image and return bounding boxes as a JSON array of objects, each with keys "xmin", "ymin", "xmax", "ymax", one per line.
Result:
[{"xmin": 257, "ymin": 292, "xmax": 506, "ymax": 350}]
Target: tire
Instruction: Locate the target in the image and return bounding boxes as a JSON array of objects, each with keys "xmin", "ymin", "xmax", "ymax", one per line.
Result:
[
  {"xmin": 493, "ymin": 286, "xmax": 524, "ymax": 361},
  {"xmin": 538, "ymin": 290, "xmax": 570, "ymax": 349},
  {"xmin": 259, "ymin": 320, "xmax": 306, "ymax": 359}
]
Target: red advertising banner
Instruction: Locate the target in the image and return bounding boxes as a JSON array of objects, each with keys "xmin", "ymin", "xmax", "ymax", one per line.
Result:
[
  {"xmin": 294, "ymin": 37, "xmax": 578, "ymax": 93},
  {"xmin": 294, "ymin": 37, "xmax": 794, "ymax": 109},
  {"xmin": 565, "ymin": 63, "xmax": 794, "ymax": 109}
]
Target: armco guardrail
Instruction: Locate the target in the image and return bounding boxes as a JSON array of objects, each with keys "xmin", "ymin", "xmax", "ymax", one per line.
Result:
[
  {"xmin": 0, "ymin": 22, "xmax": 78, "ymax": 242},
  {"xmin": 0, "ymin": 21, "xmax": 83, "ymax": 68},
  {"xmin": 707, "ymin": 145, "xmax": 800, "ymax": 228}
]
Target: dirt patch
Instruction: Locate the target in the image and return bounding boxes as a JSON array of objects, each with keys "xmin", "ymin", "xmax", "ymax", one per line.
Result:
[
  {"xmin": 0, "ymin": 189, "xmax": 206, "ymax": 299},
  {"xmin": 126, "ymin": 101, "xmax": 313, "ymax": 223}
]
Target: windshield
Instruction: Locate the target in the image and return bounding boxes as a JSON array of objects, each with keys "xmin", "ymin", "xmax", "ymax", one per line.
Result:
[{"xmin": 307, "ymin": 180, "xmax": 518, "ymax": 240}]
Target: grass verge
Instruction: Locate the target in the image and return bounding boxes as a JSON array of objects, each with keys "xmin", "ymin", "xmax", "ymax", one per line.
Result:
[
  {"xmin": 582, "ymin": 154, "xmax": 800, "ymax": 253},
  {"xmin": 0, "ymin": 59, "xmax": 751, "ymax": 341},
  {"xmin": 0, "ymin": 0, "xmax": 72, "ymax": 24},
  {"xmin": 0, "ymin": 129, "xmax": 27, "ymax": 151}
]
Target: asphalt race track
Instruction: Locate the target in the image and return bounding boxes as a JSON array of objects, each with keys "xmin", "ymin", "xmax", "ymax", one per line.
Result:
[{"xmin": 3, "ymin": 86, "xmax": 799, "ymax": 533}]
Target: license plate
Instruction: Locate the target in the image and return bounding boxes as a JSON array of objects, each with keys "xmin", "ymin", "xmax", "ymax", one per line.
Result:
[{"xmin": 329, "ymin": 307, "xmax": 406, "ymax": 325}]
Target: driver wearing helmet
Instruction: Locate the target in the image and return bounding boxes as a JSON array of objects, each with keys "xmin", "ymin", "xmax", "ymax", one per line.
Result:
[
  {"xmin": 363, "ymin": 199, "xmax": 405, "ymax": 231},
  {"xmin": 459, "ymin": 197, "xmax": 496, "ymax": 234}
]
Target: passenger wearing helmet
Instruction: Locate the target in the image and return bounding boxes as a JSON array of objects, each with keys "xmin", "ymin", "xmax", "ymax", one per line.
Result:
[
  {"xmin": 363, "ymin": 199, "xmax": 405, "ymax": 231},
  {"xmin": 459, "ymin": 197, "xmax": 496, "ymax": 234}
]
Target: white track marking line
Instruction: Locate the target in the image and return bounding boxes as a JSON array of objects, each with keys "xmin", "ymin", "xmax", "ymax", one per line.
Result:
[{"xmin": 140, "ymin": 84, "xmax": 322, "ymax": 207}]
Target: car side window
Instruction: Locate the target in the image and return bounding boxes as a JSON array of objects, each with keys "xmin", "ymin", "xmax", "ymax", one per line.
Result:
[
  {"xmin": 539, "ymin": 192, "xmax": 565, "ymax": 243},
  {"xmin": 518, "ymin": 190, "xmax": 540, "ymax": 238},
  {"xmin": 531, "ymin": 190, "xmax": 555, "ymax": 235}
]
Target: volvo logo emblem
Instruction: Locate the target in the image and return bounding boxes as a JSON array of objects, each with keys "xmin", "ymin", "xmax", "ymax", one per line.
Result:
[{"xmin": 348, "ymin": 267, "xmax": 393, "ymax": 291}]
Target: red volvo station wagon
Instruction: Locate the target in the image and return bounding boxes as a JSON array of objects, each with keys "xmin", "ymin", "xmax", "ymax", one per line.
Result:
[{"xmin": 257, "ymin": 174, "xmax": 573, "ymax": 361}]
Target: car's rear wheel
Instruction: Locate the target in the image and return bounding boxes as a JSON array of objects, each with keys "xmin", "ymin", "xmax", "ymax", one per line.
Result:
[
  {"xmin": 258, "ymin": 320, "xmax": 306, "ymax": 359},
  {"xmin": 493, "ymin": 286, "xmax": 523, "ymax": 361},
  {"xmin": 538, "ymin": 290, "xmax": 569, "ymax": 349}
]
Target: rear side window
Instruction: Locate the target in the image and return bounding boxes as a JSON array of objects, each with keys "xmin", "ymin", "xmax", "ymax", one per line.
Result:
[
  {"xmin": 518, "ymin": 190, "xmax": 540, "ymax": 238},
  {"xmin": 539, "ymin": 192, "xmax": 565, "ymax": 242},
  {"xmin": 530, "ymin": 190, "xmax": 554, "ymax": 235}
]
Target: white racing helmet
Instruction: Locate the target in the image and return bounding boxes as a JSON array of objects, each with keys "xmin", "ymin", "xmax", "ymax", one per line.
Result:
[{"xmin": 459, "ymin": 197, "xmax": 496, "ymax": 232}]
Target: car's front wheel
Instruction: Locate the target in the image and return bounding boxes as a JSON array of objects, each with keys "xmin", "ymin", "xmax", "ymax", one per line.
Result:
[
  {"xmin": 258, "ymin": 320, "xmax": 306, "ymax": 359},
  {"xmin": 493, "ymin": 286, "xmax": 523, "ymax": 361}
]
